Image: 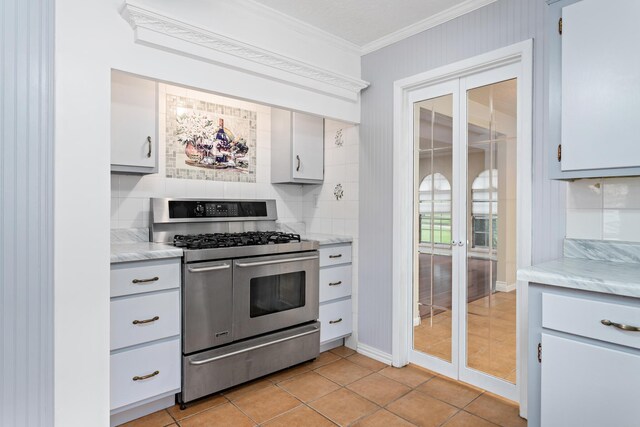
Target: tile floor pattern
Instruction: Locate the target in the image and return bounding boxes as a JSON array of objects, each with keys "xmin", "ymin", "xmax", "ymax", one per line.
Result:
[
  {"xmin": 414, "ymin": 291, "xmax": 517, "ymax": 383},
  {"xmin": 120, "ymin": 346, "xmax": 526, "ymax": 427}
]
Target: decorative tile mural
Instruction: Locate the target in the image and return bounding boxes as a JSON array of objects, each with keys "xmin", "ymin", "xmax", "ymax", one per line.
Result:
[
  {"xmin": 165, "ymin": 94, "xmax": 257, "ymax": 182},
  {"xmin": 335, "ymin": 128, "xmax": 344, "ymax": 147}
]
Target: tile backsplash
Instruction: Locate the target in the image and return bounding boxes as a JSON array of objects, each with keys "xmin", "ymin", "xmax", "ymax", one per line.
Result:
[{"xmin": 567, "ymin": 177, "xmax": 640, "ymax": 242}]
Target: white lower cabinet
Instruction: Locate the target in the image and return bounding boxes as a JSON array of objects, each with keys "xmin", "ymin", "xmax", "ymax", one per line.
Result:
[
  {"xmin": 541, "ymin": 333, "xmax": 640, "ymax": 427},
  {"xmin": 318, "ymin": 243, "xmax": 353, "ymax": 345},
  {"xmin": 111, "ymin": 339, "xmax": 181, "ymax": 411},
  {"xmin": 528, "ymin": 284, "xmax": 640, "ymax": 427},
  {"xmin": 110, "ymin": 258, "xmax": 181, "ymax": 424},
  {"xmin": 319, "ymin": 299, "xmax": 352, "ymax": 343}
]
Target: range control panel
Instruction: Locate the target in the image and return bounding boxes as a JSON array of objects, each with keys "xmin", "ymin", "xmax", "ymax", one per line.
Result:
[{"xmin": 168, "ymin": 200, "xmax": 268, "ymax": 219}]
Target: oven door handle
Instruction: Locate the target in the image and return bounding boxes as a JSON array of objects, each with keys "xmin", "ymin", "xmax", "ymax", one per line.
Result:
[
  {"xmin": 189, "ymin": 327, "xmax": 320, "ymax": 365},
  {"xmin": 235, "ymin": 255, "xmax": 318, "ymax": 268},
  {"xmin": 188, "ymin": 264, "xmax": 231, "ymax": 273}
]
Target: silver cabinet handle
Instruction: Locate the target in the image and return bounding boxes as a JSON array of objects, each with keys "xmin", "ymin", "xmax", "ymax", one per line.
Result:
[
  {"xmin": 235, "ymin": 255, "xmax": 318, "ymax": 268},
  {"xmin": 329, "ymin": 318, "xmax": 343, "ymax": 324},
  {"xmin": 328, "ymin": 281, "xmax": 342, "ymax": 286},
  {"xmin": 190, "ymin": 327, "xmax": 319, "ymax": 365},
  {"xmin": 296, "ymin": 155, "xmax": 301, "ymax": 171},
  {"xmin": 601, "ymin": 319, "xmax": 640, "ymax": 332},
  {"xmin": 133, "ymin": 370, "xmax": 159, "ymax": 381},
  {"xmin": 132, "ymin": 276, "xmax": 159, "ymax": 284},
  {"xmin": 147, "ymin": 136, "xmax": 152, "ymax": 158},
  {"xmin": 188, "ymin": 264, "xmax": 230, "ymax": 273},
  {"xmin": 132, "ymin": 316, "xmax": 159, "ymax": 325},
  {"xmin": 329, "ymin": 254, "xmax": 342, "ymax": 259}
]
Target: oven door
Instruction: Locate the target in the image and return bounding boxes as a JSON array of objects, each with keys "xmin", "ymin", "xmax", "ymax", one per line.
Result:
[{"xmin": 233, "ymin": 251, "xmax": 319, "ymax": 340}]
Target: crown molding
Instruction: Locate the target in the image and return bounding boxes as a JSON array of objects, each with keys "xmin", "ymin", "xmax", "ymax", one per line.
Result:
[
  {"xmin": 236, "ymin": 0, "xmax": 363, "ymax": 56},
  {"xmin": 361, "ymin": 0, "xmax": 498, "ymax": 55},
  {"xmin": 120, "ymin": 2, "xmax": 369, "ymax": 100}
]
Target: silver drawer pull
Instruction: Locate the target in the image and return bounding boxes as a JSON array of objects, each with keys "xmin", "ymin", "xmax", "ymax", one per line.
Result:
[
  {"xmin": 601, "ymin": 319, "xmax": 640, "ymax": 332},
  {"xmin": 132, "ymin": 276, "xmax": 159, "ymax": 284},
  {"xmin": 132, "ymin": 316, "xmax": 159, "ymax": 325},
  {"xmin": 329, "ymin": 254, "xmax": 342, "ymax": 259},
  {"xmin": 133, "ymin": 370, "xmax": 159, "ymax": 381},
  {"xmin": 235, "ymin": 255, "xmax": 318, "ymax": 268},
  {"xmin": 188, "ymin": 264, "xmax": 230, "ymax": 273},
  {"xmin": 329, "ymin": 318, "xmax": 343, "ymax": 324},
  {"xmin": 328, "ymin": 281, "xmax": 342, "ymax": 286}
]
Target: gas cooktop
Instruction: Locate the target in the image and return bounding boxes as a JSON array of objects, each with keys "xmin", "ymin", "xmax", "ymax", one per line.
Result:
[{"xmin": 173, "ymin": 231, "xmax": 302, "ymax": 249}]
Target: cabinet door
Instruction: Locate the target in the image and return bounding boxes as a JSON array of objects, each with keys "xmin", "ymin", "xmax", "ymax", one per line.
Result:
[
  {"xmin": 541, "ymin": 333, "xmax": 640, "ymax": 427},
  {"xmin": 561, "ymin": 0, "xmax": 640, "ymax": 171},
  {"xmin": 111, "ymin": 71, "xmax": 157, "ymax": 170},
  {"xmin": 292, "ymin": 113, "xmax": 323, "ymax": 181}
]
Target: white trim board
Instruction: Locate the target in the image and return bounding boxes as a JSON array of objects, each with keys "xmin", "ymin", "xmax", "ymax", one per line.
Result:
[
  {"xmin": 357, "ymin": 343, "xmax": 393, "ymax": 366},
  {"xmin": 361, "ymin": 0, "xmax": 498, "ymax": 55},
  {"xmin": 120, "ymin": 2, "xmax": 369, "ymax": 102},
  {"xmin": 392, "ymin": 40, "xmax": 533, "ymax": 414}
]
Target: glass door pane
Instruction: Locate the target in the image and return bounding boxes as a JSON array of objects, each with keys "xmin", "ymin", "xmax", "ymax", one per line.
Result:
[
  {"xmin": 414, "ymin": 94, "xmax": 454, "ymax": 362},
  {"xmin": 465, "ymin": 79, "xmax": 517, "ymax": 383}
]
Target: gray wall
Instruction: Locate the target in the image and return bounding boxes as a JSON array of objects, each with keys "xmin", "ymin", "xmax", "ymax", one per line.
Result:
[
  {"xmin": 359, "ymin": 0, "xmax": 566, "ymax": 354},
  {"xmin": 1, "ymin": 0, "xmax": 54, "ymax": 425}
]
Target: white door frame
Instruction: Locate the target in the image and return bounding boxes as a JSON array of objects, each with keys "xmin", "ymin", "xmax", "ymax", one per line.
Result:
[{"xmin": 392, "ymin": 40, "xmax": 532, "ymax": 416}]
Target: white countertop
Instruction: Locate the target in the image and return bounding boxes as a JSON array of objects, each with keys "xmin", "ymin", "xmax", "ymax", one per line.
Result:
[
  {"xmin": 301, "ymin": 233, "xmax": 352, "ymax": 246},
  {"xmin": 518, "ymin": 257, "xmax": 640, "ymax": 298},
  {"xmin": 111, "ymin": 242, "xmax": 183, "ymax": 264}
]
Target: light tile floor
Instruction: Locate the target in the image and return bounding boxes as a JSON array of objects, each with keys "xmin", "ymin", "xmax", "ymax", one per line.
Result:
[
  {"xmin": 414, "ymin": 291, "xmax": 517, "ymax": 383},
  {"xmin": 120, "ymin": 346, "xmax": 526, "ymax": 427}
]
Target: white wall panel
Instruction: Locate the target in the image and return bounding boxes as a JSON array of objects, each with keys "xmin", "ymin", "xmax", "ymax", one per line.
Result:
[
  {"xmin": 1, "ymin": 0, "xmax": 54, "ymax": 425},
  {"xmin": 359, "ymin": 0, "xmax": 566, "ymax": 354}
]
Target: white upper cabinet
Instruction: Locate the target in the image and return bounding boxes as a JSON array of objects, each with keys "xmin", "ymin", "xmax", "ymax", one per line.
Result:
[
  {"xmin": 111, "ymin": 71, "xmax": 158, "ymax": 174},
  {"xmin": 271, "ymin": 108, "xmax": 324, "ymax": 184},
  {"xmin": 549, "ymin": 0, "xmax": 640, "ymax": 178}
]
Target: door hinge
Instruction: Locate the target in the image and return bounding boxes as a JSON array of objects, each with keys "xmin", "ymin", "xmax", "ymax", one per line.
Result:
[
  {"xmin": 538, "ymin": 342, "xmax": 542, "ymax": 363},
  {"xmin": 558, "ymin": 17, "xmax": 563, "ymax": 35},
  {"xmin": 557, "ymin": 144, "xmax": 562, "ymax": 162}
]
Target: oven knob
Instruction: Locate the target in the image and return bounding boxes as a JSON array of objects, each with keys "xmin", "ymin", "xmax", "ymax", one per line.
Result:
[{"xmin": 195, "ymin": 204, "xmax": 205, "ymax": 216}]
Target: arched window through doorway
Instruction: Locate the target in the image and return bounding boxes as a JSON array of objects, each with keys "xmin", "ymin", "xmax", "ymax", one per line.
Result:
[
  {"xmin": 419, "ymin": 173, "xmax": 451, "ymax": 244},
  {"xmin": 471, "ymin": 169, "xmax": 498, "ymax": 249}
]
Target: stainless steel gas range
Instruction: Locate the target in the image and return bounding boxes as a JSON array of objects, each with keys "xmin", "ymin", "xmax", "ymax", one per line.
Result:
[{"xmin": 150, "ymin": 198, "xmax": 320, "ymax": 406}]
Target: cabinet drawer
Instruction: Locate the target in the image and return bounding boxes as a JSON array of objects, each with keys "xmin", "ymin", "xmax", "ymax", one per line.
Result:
[
  {"xmin": 542, "ymin": 293, "xmax": 640, "ymax": 350},
  {"xmin": 319, "ymin": 265, "xmax": 352, "ymax": 303},
  {"xmin": 319, "ymin": 298, "xmax": 352, "ymax": 343},
  {"xmin": 111, "ymin": 338, "xmax": 180, "ymax": 410},
  {"xmin": 111, "ymin": 290, "xmax": 180, "ymax": 351},
  {"xmin": 111, "ymin": 258, "xmax": 180, "ymax": 297},
  {"xmin": 319, "ymin": 244, "xmax": 352, "ymax": 267}
]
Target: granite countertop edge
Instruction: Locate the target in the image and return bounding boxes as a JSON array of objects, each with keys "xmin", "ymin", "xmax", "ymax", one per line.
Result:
[
  {"xmin": 111, "ymin": 242, "xmax": 183, "ymax": 264},
  {"xmin": 517, "ymin": 257, "xmax": 640, "ymax": 298}
]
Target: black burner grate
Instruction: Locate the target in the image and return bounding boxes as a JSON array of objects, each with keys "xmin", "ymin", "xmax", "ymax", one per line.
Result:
[{"xmin": 173, "ymin": 231, "xmax": 301, "ymax": 250}]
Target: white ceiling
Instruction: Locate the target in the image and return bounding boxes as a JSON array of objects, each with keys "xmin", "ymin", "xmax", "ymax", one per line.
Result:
[{"xmin": 250, "ymin": 0, "xmax": 489, "ymax": 50}]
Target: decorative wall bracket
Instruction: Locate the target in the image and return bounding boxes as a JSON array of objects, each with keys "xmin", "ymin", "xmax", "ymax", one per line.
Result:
[{"xmin": 120, "ymin": 2, "xmax": 369, "ymax": 101}]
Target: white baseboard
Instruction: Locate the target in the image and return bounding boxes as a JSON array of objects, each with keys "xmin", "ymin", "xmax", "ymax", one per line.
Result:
[
  {"xmin": 496, "ymin": 280, "xmax": 516, "ymax": 292},
  {"xmin": 413, "ymin": 316, "xmax": 421, "ymax": 326},
  {"xmin": 357, "ymin": 343, "xmax": 393, "ymax": 365}
]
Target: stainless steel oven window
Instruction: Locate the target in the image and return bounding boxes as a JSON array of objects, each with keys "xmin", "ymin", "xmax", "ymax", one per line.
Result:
[{"xmin": 249, "ymin": 271, "xmax": 306, "ymax": 318}]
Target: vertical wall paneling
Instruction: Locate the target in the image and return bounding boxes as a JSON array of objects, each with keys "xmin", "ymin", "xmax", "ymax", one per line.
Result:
[
  {"xmin": 359, "ymin": 0, "xmax": 565, "ymax": 355},
  {"xmin": 1, "ymin": 0, "xmax": 55, "ymax": 425}
]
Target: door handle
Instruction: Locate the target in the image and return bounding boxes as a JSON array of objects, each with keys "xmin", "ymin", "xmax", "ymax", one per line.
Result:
[
  {"xmin": 132, "ymin": 316, "xmax": 159, "ymax": 325},
  {"xmin": 133, "ymin": 370, "xmax": 159, "ymax": 381},
  {"xmin": 235, "ymin": 255, "xmax": 318, "ymax": 268},
  {"xmin": 296, "ymin": 155, "xmax": 301, "ymax": 171},
  {"xmin": 329, "ymin": 254, "xmax": 342, "ymax": 259},
  {"xmin": 188, "ymin": 264, "xmax": 230, "ymax": 273},
  {"xmin": 132, "ymin": 276, "xmax": 159, "ymax": 284},
  {"xmin": 601, "ymin": 319, "xmax": 640, "ymax": 332},
  {"xmin": 329, "ymin": 318, "xmax": 343, "ymax": 324},
  {"xmin": 328, "ymin": 281, "xmax": 342, "ymax": 286},
  {"xmin": 147, "ymin": 136, "xmax": 152, "ymax": 158}
]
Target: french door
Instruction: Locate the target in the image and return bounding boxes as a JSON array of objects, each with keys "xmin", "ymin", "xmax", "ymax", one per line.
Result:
[{"xmin": 410, "ymin": 62, "xmax": 520, "ymax": 400}]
